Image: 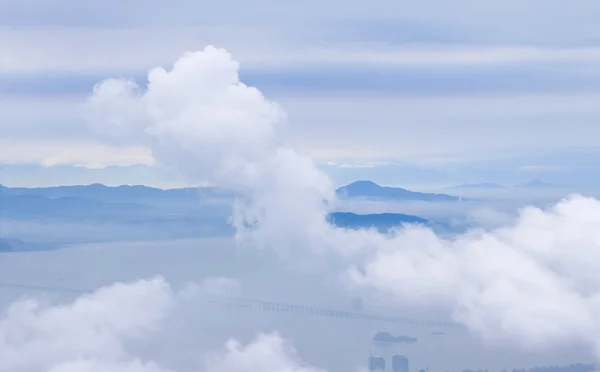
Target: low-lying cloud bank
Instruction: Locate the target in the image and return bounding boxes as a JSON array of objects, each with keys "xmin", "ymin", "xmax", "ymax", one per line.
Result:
[
  {"xmin": 0, "ymin": 277, "xmax": 324, "ymax": 372},
  {"xmin": 82, "ymin": 46, "xmax": 600, "ymax": 358}
]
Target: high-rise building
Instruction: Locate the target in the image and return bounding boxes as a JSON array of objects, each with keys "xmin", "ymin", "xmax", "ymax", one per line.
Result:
[
  {"xmin": 369, "ymin": 355, "xmax": 386, "ymax": 371},
  {"xmin": 392, "ymin": 355, "xmax": 409, "ymax": 372}
]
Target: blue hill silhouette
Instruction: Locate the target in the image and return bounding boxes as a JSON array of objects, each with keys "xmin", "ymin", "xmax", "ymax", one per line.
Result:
[
  {"xmin": 336, "ymin": 181, "xmax": 458, "ymax": 201},
  {"xmin": 0, "ymin": 183, "xmax": 232, "ymax": 202},
  {"xmin": 0, "ymin": 183, "xmax": 436, "ymax": 245},
  {"xmin": 328, "ymin": 212, "xmax": 427, "ymax": 230}
]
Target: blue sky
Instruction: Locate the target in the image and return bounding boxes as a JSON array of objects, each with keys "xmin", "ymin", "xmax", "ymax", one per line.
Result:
[{"xmin": 2, "ymin": 0, "xmax": 600, "ymax": 188}]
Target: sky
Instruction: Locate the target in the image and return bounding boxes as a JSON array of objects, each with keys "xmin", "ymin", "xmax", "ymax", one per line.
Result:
[{"xmin": 2, "ymin": 0, "xmax": 600, "ymax": 188}]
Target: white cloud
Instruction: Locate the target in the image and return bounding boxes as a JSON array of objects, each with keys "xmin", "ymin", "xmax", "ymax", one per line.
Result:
[
  {"xmin": 0, "ymin": 276, "xmax": 324, "ymax": 372},
  {"xmin": 86, "ymin": 46, "xmax": 600, "ymax": 359},
  {"xmin": 6, "ymin": 90, "xmax": 600, "ymax": 170},
  {"xmin": 323, "ymin": 158, "xmax": 460, "ymax": 169},
  {"xmin": 280, "ymin": 92, "xmax": 600, "ymax": 163},
  {"xmin": 0, "ymin": 139, "xmax": 155, "ymax": 168},
  {"xmin": 0, "ymin": 26, "xmax": 283, "ymax": 73},
  {"xmin": 348, "ymin": 196, "xmax": 600, "ymax": 350},
  {"xmin": 205, "ymin": 333, "xmax": 324, "ymax": 372},
  {"xmin": 47, "ymin": 359, "xmax": 168, "ymax": 372},
  {"xmin": 5, "ymin": 25, "xmax": 600, "ymax": 73},
  {"xmin": 274, "ymin": 45, "xmax": 600, "ymax": 68},
  {"xmin": 87, "ymin": 46, "xmax": 286, "ymax": 182},
  {"xmin": 3, "ymin": 0, "xmax": 600, "ymax": 74},
  {"xmin": 518, "ymin": 165, "xmax": 566, "ymax": 172},
  {"xmin": 0, "ymin": 277, "xmax": 174, "ymax": 371}
]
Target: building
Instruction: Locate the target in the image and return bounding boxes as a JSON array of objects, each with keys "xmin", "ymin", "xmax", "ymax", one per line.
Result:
[
  {"xmin": 392, "ymin": 355, "xmax": 409, "ymax": 372},
  {"xmin": 369, "ymin": 355, "xmax": 386, "ymax": 371}
]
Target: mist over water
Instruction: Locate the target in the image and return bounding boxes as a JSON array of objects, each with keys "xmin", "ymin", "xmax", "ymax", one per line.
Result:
[{"xmin": 0, "ymin": 238, "xmax": 593, "ymax": 372}]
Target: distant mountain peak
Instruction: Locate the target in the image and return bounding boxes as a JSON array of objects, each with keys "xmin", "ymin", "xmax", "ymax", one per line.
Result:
[
  {"xmin": 81, "ymin": 183, "xmax": 109, "ymax": 189},
  {"xmin": 343, "ymin": 180, "xmax": 383, "ymax": 190},
  {"xmin": 348, "ymin": 180, "xmax": 380, "ymax": 186},
  {"xmin": 336, "ymin": 180, "xmax": 457, "ymax": 202}
]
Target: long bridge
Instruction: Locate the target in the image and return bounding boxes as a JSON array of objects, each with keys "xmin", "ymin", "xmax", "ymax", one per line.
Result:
[
  {"xmin": 206, "ymin": 296, "xmax": 455, "ymax": 327},
  {"xmin": 0, "ymin": 282, "xmax": 456, "ymax": 328}
]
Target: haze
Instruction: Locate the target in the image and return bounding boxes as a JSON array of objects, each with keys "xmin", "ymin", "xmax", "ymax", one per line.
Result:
[{"xmin": 3, "ymin": 2, "xmax": 600, "ymax": 372}]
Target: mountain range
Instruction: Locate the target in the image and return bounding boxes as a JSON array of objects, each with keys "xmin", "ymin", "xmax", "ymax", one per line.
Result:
[
  {"xmin": 2, "ymin": 181, "xmax": 459, "ymax": 202},
  {"xmin": 0, "ymin": 182, "xmax": 440, "ymax": 247},
  {"xmin": 0, "ymin": 183, "xmax": 233, "ymax": 203},
  {"xmin": 1, "ymin": 179, "xmax": 567, "ymax": 249}
]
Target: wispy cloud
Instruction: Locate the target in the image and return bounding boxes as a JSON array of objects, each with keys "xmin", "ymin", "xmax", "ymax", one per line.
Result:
[
  {"xmin": 6, "ymin": 33, "xmax": 600, "ymax": 73},
  {"xmin": 518, "ymin": 165, "xmax": 567, "ymax": 172},
  {"xmin": 3, "ymin": 0, "xmax": 600, "ymax": 186},
  {"xmin": 0, "ymin": 139, "xmax": 155, "ymax": 168}
]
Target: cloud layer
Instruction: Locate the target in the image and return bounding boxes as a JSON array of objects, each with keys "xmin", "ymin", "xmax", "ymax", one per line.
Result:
[
  {"xmin": 0, "ymin": 276, "xmax": 324, "ymax": 372},
  {"xmin": 87, "ymin": 46, "xmax": 600, "ymax": 357},
  {"xmin": 5, "ymin": 0, "xmax": 600, "ymax": 176},
  {"xmin": 0, "ymin": 277, "xmax": 173, "ymax": 371},
  {"xmin": 351, "ymin": 196, "xmax": 600, "ymax": 350}
]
